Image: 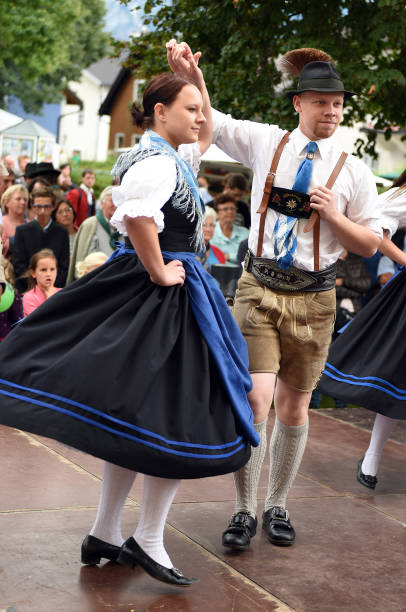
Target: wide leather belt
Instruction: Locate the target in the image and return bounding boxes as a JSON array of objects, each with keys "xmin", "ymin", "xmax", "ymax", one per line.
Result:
[{"xmin": 244, "ymin": 250, "xmax": 337, "ymax": 292}]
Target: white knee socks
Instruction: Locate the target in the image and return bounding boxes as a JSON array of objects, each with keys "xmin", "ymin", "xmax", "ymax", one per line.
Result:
[
  {"xmin": 134, "ymin": 475, "xmax": 181, "ymax": 569},
  {"xmin": 90, "ymin": 461, "xmax": 137, "ymax": 547},
  {"xmin": 264, "ymin": 417, "xmax": 309, "ymax": 512},
  {"xmin": 234, "ymin": 419, "xmax": 268, "ymax": 518},
  {"xmin": 362, "ymin": 413, "xmax": 398, "ymax": 476}
]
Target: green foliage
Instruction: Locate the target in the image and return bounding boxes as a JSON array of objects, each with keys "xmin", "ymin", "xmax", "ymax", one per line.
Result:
[
  {"xmin": 0, "ymin": 0, "xmax": 109, "ymax": 112},
  {"xmin": 117, "ymin": 0, "xmax": 406, "ymax": 157},
  {"xmin": 70, "ymin": 156, "xmax": 119, "ymax": 197}
]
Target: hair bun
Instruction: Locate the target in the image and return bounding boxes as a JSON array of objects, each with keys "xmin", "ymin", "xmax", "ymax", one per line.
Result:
[{"xmin": 130, "ymin": 103, "xmax": 145, "ymax": 127}]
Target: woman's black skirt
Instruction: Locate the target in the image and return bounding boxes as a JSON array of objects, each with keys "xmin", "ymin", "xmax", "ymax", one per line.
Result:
[
  {"xmin": 319, "ymin": 268, "xmax": 406, "ymax": 419},
  {"xmin": 0, "ymin": 254, "xmax": 251, "ymax": 477}
]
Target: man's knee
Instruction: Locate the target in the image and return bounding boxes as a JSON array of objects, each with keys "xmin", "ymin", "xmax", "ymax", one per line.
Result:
[
  {"xmin": 248, "ymin": 372, "xmax": 276, "ymax": 423},
  {"xmin": 274, "ymin": 379, "xmax": 311, "ymax": 426}
]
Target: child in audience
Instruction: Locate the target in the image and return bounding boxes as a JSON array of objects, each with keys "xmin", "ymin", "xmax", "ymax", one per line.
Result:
[{"xmin": 23, "ymin": 249, "xmax": 61, "ymax": 316}]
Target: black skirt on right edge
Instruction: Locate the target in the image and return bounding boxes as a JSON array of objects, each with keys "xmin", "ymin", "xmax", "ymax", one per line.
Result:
[{"xmin": 319, "ymin": 268, "xmax": 406, "ymax": 419}]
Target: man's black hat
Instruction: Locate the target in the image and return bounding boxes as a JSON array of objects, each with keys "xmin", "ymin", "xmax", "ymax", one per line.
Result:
[
  {"xmin": 286, "ymin": 61, "xmax": 355, "ymax": 99},
  {"xmin": 25, "ymin": 162, "xmax": 60, "ymax": 179}
]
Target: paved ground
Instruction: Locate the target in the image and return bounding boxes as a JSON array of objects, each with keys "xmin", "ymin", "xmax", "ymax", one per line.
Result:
[
  {"xmin": 0, "ymin": 409, "xmax": 405, "ymax": 612},
  {"xmin": 317, "ymin": 405, "xmax": 406, "ymax": 444}
]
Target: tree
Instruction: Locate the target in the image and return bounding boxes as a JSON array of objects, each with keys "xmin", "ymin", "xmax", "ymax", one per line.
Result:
[
  {"xmin": 117, "ymin": 0, "xmax": 406, "ymax": 157},
  {"xmin": 0, "ymin": 0, "xmax": 109, "ymax": 112}
]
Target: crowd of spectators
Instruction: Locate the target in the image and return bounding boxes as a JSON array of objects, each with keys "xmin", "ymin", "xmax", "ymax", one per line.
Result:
[
  {"xmin": 0, "ymin": 155, "xmax": 120, "ymax": 339},
  {"xmin": 0, "ymin": 156, "xmax": 403, "ymax": 410}
]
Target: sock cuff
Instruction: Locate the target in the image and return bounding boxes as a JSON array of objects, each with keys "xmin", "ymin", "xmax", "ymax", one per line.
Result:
[
  {"xmin": 254, "ymin": 419, "xmax": 268, "ymax": 434},
  {"xmin": 275, "ymin": 416, "xmax": 309, "ymax": 437}
]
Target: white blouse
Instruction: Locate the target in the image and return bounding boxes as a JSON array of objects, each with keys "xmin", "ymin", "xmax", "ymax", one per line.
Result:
[
  {"xmin": 111, "ymin": 142, "xmax": 201, "ymax": 236},
  {"xmin": 378, "ymin": 187, "xmax": 406, "ymax": 237}
]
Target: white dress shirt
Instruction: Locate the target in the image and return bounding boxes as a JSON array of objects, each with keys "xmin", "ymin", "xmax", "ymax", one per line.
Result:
[
  {"xmin": 212, "ymin": 109, "xmax": 383, "ymax": 271},
  {"xmin": 378, "ymin": 186, "xmax": 406, "ymax": 236},
  {"xmin": 80, "ymin": 183, "xmax": 95, "ymax": 213}
]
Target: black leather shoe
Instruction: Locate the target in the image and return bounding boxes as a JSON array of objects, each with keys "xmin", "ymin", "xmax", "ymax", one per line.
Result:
[
  {"xmin": 262, "ymin": 506, "xmax": 295, "ymax": 546},
  {"xmin": 117, "ymin": 537, "xmax": 198, "ymax": 587},
  {"xmin": 222, "ymin": 511, "xmax": 257, "ymax": 550},
  {"xmin": 81, "ymin": 534, "xmax": 121, "ymax": 565},
  {"xmin": 357, "ymin": 458, "xmax": 377, "ymax": 489}
]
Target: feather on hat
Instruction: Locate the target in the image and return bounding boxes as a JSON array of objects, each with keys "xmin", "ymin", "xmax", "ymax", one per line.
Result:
[{"xmin": 277, "ymin": 48, "xmax": 354, "ymax": 99}]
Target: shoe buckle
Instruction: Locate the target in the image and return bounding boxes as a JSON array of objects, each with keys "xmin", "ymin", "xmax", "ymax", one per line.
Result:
[
  {"xmin": 271, "ymin": 506, "xmax": 289, "ymax": 521},
  {"xmin": 231, "ymin": 512, "xmax": 250, "ymax": 526}
]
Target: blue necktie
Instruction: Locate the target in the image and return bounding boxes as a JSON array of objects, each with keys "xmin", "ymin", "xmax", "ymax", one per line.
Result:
[{"xmin": 273, "ymin": 141, "xmax": 318, "ymax": 269}]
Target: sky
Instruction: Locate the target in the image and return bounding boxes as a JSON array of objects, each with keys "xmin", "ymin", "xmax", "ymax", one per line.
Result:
[{"xmin": 104, "ymin": 0, "xmax": 145, "ymax": 40}]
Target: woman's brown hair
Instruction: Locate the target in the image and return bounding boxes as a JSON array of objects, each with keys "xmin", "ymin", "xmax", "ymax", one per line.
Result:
[{"xmin": 130, "ymin": 72, "xmax": 191, "ymax": 129}]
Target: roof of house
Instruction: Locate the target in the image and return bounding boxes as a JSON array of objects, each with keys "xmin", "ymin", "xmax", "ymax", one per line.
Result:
[
  {"xmin": 98, "ymin": 66, "xmax": 132, "ymax": 115},
  {"xmin": 0, "ymin": 108, "xmax": 22, "ymax": 132},
  {"xmin": 62, "ymin": 88, "xmax": 83, "ymax": 107},
  {"xmin": 87, "ymin": 55, "xmax": 123, "ymax": 87},
  {"xmin": 0, "ymin": 118, "xmax": 55, "ymax": 139}
]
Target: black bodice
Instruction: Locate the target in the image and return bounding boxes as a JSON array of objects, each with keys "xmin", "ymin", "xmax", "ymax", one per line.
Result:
[
  {"xmin": 158, "ymin": 198, "xmax": 198, "ymax": 252},
  {"xmin": 124, "ymin": 196, "xmax": 199, "ymax": 254}
]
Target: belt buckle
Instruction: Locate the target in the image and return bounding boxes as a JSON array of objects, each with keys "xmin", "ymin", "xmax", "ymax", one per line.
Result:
[{"xmin": 251, "ymin": 259, "xmax": 315, "ymax": 291}]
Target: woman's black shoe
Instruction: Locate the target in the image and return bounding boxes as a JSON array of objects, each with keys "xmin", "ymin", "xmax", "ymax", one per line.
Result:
[
  {"xmin": 357, "ymin": 458, "xmax": 377, "ymax": 489},
  {"xmin": 117, "ymin": 537, "xmax": 198, "ymax": 587},
  {"xmin": 81, "ymin": 534, "xmax": 122, "ymax": 565}
]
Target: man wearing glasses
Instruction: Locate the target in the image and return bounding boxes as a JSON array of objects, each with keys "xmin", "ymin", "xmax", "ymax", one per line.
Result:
[{"xmin": 13, "ymin": 188, "xmax": 70, "ymax": 293}]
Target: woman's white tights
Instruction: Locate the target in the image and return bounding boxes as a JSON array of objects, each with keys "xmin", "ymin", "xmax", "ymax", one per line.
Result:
[
  {"xmin": 361, "ymin": 414, "xmax": 398, "ymax": 477},
  {"xmin": 90, "ymin": 462, "xmax": 180, "ymax": 568}
]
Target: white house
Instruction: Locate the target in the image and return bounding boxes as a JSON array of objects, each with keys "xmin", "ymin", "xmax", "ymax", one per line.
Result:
[{"xmin": 58, "ymin": 56, "xmax": 122, "ymax": 162}]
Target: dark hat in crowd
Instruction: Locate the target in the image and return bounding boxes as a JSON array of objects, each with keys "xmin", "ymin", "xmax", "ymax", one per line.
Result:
[
  {"xmin": 285, "ymin": 61, "xmax": 355, "ymax": 100},
  {"xmin": 25, "ymin": 162, "xmax": 60, "ymax": 179}
]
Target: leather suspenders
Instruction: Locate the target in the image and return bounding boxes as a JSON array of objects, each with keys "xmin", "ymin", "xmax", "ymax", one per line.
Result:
[
  {"xmin": 256, "ymin": 134, "xmax": 348, "ymax": 271},
  {"xmin": 256, "ymin": 132, "xmax": 290, "ymax": 258}
]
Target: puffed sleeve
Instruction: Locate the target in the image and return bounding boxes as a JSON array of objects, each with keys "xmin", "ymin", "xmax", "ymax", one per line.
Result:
[
  {"xmin": 110, "ymin": 155, "xmax": 177, "ymax": 235},
  {"xmin": 378, "ymin": 187, "xmax": 406, "ymax": 237},
  {"xmin": 178, "ymin": 142, "xmax": 201, "ymax": 176}
]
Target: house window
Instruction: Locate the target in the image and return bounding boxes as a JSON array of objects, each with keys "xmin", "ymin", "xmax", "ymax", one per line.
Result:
[
  {"xmin": 78, "ymin": 109, "xmax": 85, "ymax": 126},
  {"xmin": 131, "ymin": 133, "xmax": 141, "ymax": 147},
  {"xmin": 133, "ymin": 79, "xmax": 145, "ymax": 103},
  {"xmin": 114, "ymin": 133, "xmax": 125, "ymax": 150}
]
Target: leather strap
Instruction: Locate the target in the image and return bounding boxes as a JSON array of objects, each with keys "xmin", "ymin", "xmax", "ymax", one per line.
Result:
[
  {"xmin": 256, "ymin": 132, "xmax": 290, "ymax": 257},
  {"xmin": 304, "ymin": 151, "xmax": 348, "ymax": 270},
  {"xmin": 256, "ymin": 141, "xmax": 348, "ymax": 270}
]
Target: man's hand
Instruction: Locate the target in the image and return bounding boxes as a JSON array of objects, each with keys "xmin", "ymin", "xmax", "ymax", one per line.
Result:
[
  {"xmin": 166, "ymin": 39, "xmax": 202, "ymax": 83},
  {"xmin": 309, "ymin": 185, "xmax": 338, "ymax": 223}
]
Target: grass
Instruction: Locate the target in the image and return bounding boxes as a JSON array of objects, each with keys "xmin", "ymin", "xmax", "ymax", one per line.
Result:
[
  {"xmin": 70, "ymin": 155, "xmax": 119, "ymax": 198},
  {"xmin": 315, "ymin": 394, "xmax": 360, "ymax": 409}
]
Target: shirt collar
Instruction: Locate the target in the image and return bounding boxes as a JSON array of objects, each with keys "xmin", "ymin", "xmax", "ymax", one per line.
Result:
[
  {"xmin": 80, "ymin": 183, "xmax": 93, "ymax": 194},
  {"xmin": 291, "ymin": 127, "xmax": 336, "ymax": 160},
  {"xmin": 34, "ymin": 218, "xmax": 53, "ymax": 231}
]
